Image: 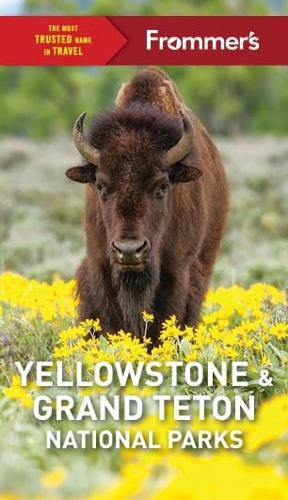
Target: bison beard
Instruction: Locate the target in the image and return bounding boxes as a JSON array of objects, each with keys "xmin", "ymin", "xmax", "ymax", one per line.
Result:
[{"xmin": 113, "ymin": 267, "xmax": 157, "ymax": 337}]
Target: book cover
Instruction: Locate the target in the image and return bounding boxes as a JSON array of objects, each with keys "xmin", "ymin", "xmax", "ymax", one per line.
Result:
[{"xmin": 0, "ymin": 2, "xmax": 287, "ymax": 499}]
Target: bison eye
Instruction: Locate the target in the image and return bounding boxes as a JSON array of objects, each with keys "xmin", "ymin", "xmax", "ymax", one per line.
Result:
[
  {"xmin": 155, "ymin": 183, "xmax": 169, "ymax": 199},
  {"xmin": 95, "ymin": 183, "xmax": 109, "ymax": 201},
  {"xmin": 95, "ymin": 183, "xmax": 103, "ymax": 192}
]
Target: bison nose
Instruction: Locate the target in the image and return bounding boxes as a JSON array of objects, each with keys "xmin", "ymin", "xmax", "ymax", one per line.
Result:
[{"xmin": 112, "ymin": 239, "xmax": 150, "ymax": 264}]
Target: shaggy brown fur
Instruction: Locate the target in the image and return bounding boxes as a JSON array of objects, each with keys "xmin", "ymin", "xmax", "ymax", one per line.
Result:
[{"xmin": 66, "ymin": 68, "xmax": 229, "ymax": 344}]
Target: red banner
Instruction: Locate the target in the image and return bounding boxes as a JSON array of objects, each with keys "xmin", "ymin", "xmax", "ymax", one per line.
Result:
[
  {"xmin": 0, "ymin": 16, "xmax": 287, "ymax": 65},
  {"xmin": 0, "ymin": 16, "xmax": 127, "ymax": 65}
]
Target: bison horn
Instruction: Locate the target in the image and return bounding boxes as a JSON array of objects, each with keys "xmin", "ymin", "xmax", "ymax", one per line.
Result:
[
  {"xmin": 72, "ymin": 112, "xmax": 101, "ymax": 166},
  {"xmin": 166, "ymin": 113, "xmax": 193, "ymax": 166}
]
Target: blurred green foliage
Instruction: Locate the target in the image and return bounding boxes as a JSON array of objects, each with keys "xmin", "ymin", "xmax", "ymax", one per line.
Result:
[
  {"xmin": 1, "ymin": 0, "xmax": 288, "ymax": 137},
  {"xmin": 24, "ymin": 0, "xmax": 277, "ymax": 15}
]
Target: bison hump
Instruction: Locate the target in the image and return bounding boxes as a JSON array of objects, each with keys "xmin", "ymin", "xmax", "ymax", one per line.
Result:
[{"xmin": 115, "ymin": 67, "xmax": 182, "ymax": 118}]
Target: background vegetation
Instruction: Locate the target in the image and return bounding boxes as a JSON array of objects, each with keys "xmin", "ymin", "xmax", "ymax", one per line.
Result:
[{"xmin": 1, "ymin": 0, "xmax": 288, "ymax": 137}]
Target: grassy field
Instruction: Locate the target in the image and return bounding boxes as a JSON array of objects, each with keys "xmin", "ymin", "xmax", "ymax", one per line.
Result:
[
  {"xmin": 0, "ymin": 134, "xmax": 287, "ymax": 498},
  {"xmin": 0, "ymin": 135, "xmax": 287, "ymax": 286}
]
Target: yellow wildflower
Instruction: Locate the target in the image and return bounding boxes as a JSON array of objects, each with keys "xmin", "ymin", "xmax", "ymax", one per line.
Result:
[
  {"xmin": 40, "ymin": 466, "xmax": 67, "ymax": 488},
  {"xmin": 2, "ymin": 375, "xmax": 34, "ymax": 409},
  {"xmin": 269, "ymin": 323, "xmax": 288, "ymax": 340},
  {"xmin": 142, "ymin": 311, "xmax": 155, "ymax": 322}
]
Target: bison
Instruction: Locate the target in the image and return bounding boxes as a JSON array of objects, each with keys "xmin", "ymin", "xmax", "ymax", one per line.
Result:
[{"xmin": 66, "ymin": 68, "xmax": 228, "ymax": 345}]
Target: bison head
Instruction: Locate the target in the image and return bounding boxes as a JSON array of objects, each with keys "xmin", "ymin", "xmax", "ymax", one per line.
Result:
[{"xmin": 66, "ymin": 105, "xmax": 202, "ymax": 278}]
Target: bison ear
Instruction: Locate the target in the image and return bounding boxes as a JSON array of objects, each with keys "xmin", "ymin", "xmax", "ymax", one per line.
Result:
[
  {"xmin": 169, "ymin": 153, "xmax": 202, "ymax": 184},
  {"xmin": 65, "ymin": 164, "xmax": 97, "ymax": 184}
]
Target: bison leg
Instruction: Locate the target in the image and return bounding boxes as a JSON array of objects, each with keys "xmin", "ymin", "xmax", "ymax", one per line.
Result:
[
  {"xmin": 155, "ymin": 262, "xmax": 208, "ymax": 332},
  {"xmin": 76, "ymin": 258, "xmax": 122, "ymax": 332},
  {"xmin": 185, "ymin": 259, "xmax": 211, "ymax": 327},
  {"xmin": 76, "ymin": 259, "xmax": 96, "ymax": 321},
  {"xmin": 152, "ymin": 269, "xmax": 191, "ymax": 339}
]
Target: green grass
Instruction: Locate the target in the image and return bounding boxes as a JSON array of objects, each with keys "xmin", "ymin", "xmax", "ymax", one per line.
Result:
[{"xmin": 0, "ymin": 135, "xmax": 287, "ymax": 286}]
